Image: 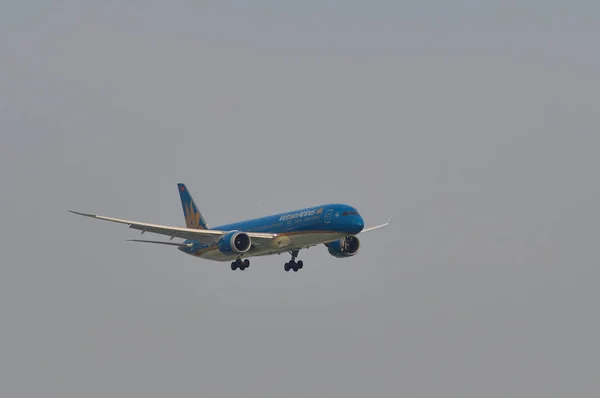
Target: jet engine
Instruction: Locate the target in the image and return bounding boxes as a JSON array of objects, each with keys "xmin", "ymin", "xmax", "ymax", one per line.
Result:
[
  {"xmin": 217, "ymin": 230, "xmax": 251, "ymax": 254},
  {"xmin": 325, "ymin": 236, "xmax": 360, "ymax": 258}
]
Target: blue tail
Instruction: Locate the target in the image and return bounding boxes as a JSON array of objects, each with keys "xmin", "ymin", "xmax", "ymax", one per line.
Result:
[{"xmin": 177, "ymin": 183, "xmax": 208, "ymax": 229}]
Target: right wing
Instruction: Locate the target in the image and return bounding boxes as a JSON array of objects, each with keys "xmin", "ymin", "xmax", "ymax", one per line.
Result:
[
  {"xmin": 68, "ymin": 210, "xmax": 275, "ymax": 245},
  {"xmin": 360, "ymin": 218, "xmax": 391, "ymax": 234}
]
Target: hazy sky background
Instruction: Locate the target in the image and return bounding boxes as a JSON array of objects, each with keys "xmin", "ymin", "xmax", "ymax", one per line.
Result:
[{"xmin": 1, "ymin": 1, "xmax": 599, "ymax": 397}]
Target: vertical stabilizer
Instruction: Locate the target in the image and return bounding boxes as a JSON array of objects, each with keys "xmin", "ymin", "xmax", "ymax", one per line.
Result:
[{"xmin": 177, "ymin": 183, "xmax": 208, "ymax": 229}]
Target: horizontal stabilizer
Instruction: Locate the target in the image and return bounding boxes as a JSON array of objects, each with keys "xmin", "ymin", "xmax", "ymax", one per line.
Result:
[{"xmin": 127, "ymin": 239, "xmax": 193, "ymax": 248}]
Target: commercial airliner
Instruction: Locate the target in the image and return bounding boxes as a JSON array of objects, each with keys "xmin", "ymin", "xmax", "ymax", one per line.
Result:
[{"xmin": 69, "ymin": 183, "xmax": 390, "ymax": 272}]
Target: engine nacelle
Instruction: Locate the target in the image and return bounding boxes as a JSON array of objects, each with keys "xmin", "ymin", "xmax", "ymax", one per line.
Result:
[
  {"xmin": 217, "ymin": 230, "xmax": 251, "ymax": 254},
  {"xmin": 325, "ymin": 236, "xmax": 360, "ymax": 258}
]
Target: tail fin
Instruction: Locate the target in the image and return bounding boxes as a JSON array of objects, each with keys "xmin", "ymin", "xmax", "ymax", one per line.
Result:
[{"xmin": 177, "ymin": 183, "xmax": 208, "ymax": 229}]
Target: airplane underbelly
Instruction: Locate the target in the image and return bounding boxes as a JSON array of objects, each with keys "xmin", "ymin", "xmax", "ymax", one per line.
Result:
[
  {"xmin": 194, "ymin": 231, "xmax": 347, "ymax": 261},
  {"xmin": 282, "ymin": 231, "xmax": 345, "ymax": 248}
]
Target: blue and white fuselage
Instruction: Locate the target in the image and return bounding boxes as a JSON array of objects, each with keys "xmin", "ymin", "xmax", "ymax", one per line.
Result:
[
  {"xmin": 180, "ymin": 203, "xmax": 365, "ymax": 261},
  {"xmin": 69, "ymin": 183, "xmax": 390, "ymax": 272}
]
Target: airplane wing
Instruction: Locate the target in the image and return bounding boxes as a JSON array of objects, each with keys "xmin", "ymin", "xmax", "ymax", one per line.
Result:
[
  {"xmin": 68, "ymin": 210, "xmax": 275, "ymax": 245},
  {"xmin": 127, "ymin": 239, "xmax": 194, "ymax": 248},
  {"xmin": 360, "ymin": 218, "xmax": 391, "ymax": 234}
]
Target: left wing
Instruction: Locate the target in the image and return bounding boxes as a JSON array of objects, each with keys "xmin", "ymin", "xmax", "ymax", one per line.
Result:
[
  {"xmin": 68, "ymin": 210, "xmax": 275, "ymax": 245},
  {"xmin": 127, "ymin": 239, "xmax": 194, "ymax": 247}
]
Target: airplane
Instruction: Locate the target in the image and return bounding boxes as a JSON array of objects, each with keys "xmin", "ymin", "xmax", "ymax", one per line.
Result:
[{"xmin": 69, "ymin": 183, "xmax": 390, "ymax": 272}]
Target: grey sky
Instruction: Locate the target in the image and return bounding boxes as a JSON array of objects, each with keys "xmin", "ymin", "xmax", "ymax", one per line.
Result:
[{"xmin": 1, "ymin": 1, "xmax": 599, "ymax": 397}]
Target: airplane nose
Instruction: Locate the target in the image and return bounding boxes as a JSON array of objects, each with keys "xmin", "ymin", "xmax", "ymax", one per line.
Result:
[{"xmin": 352, "ymin": 216, "xmax": 364, "ymax": 233}]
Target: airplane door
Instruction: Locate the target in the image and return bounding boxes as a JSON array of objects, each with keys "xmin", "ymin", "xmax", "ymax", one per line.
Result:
[{"xmin": 324, "ymin": 209, "xmax": 333, "ymax": 223}]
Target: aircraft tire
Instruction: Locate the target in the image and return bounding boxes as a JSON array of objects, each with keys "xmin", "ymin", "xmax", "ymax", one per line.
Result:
[
  {"xmin": 231, "ymin": 262, "xmax": 237, "ymax": 271},
  {"xmin": 291, "ymin": 261, "xmax": 299, "ymax": 272},
  {"xmin": 297, "ymin": 260, "xmax": 304, "ymax": 269},
  {"xmin": 243, "ymin": 259, "xmax": 250, "ymax": 268},
  {"xmin": 284, "ymin": 262, "xmax": 290, "ymax": 272}
]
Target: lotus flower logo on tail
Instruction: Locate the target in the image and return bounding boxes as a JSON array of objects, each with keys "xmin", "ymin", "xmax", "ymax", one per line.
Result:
[
  {"xmin": 178, "ymin": 183, "xmax": 208, "ymax": 230},
  {"xmin": 184, "ymin": 202, "xmax": 203, "ymax": 229}
]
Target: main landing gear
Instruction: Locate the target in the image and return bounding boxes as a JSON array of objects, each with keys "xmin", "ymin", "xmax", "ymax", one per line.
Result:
[
  {"xmin": 231, "ymin": 258, "xmax": 250, "ymax": 271},
  {"xmin": 284, "ymin": 250, "xmax": 304, "ymax": 272}
]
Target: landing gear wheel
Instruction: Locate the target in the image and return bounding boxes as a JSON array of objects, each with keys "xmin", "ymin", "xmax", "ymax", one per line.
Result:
[
  {"xmin": 231, "ymin": 258, "xmax": 248, "ymax": 271},
  {"xmin": 284, "ymin": 250, "xmax": 303, "ymax": 272}
]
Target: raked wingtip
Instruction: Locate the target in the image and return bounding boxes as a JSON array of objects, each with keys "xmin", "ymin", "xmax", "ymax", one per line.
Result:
[{"xmin": 68, "ymin": 209, "xmax": 96, "ymax": 218}]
